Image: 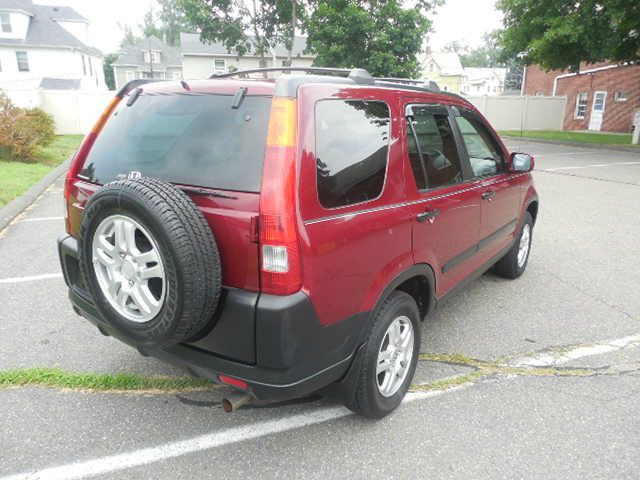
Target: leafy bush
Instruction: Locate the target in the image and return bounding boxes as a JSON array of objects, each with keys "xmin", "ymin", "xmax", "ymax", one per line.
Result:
[{"xmin": 0, "ymin": 94, "xmax": 56, "ymax": 161}]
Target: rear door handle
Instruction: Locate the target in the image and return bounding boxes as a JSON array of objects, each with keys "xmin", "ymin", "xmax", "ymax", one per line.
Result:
[
  {"xmin": 417, "ymin": 209, "xmax": 440, "ymax": 223},
  {"xmin": 481, "ymin": 190, "xmax": 496, "ymax": 201}
]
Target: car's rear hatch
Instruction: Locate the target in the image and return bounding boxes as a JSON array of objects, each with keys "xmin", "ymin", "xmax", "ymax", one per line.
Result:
[{"xmin": 67, "ymin": 79, "xmax": 276, "ymax": 293}]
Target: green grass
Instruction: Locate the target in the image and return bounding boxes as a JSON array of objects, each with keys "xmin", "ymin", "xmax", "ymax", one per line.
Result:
[
  {"xmin": 0, "ymin": 135, "xmax": 83, "ymax": 208},
  {"xmin": 499, "ymin": 130, "xmax": 638, "ymax": 147},
  {"xmin": 0, "ymin": 367, "xmax": 216, "ymax": 393}
]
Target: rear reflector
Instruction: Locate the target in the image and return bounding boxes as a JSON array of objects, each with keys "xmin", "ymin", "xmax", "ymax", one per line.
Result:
[{"xmin": 219, "ymin": 375, "xmax": 249, "ymax": 390}]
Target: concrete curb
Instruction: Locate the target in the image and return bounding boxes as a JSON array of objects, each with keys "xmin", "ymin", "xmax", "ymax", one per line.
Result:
[
  {"xmin": 501, "ymin": 136, "xmax": 640, "ymax": 154},
  {"xmin": 0, "ymin": 157, "xmax": 70, "ymax": 232}
]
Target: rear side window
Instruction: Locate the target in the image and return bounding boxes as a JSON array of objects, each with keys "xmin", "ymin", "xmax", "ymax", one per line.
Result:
[
  {"xmin": 80, "ymin": 94, "xmax": 272, "ymax": 192},
  {"xmin": 315, "ymin": 100, "xmax": 390, "ymax": 208},
  {"xmin": 408, "ymin": 107, "xmax": 463, "ymax": 190}
]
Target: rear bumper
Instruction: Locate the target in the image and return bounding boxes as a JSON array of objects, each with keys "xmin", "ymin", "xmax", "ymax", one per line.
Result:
[{"xmin": 58, "ymin": 234, "xmax": 368, "ymax": 402}]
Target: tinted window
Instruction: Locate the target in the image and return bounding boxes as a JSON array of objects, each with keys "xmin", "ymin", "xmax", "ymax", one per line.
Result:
[
  {"xmin": 315, "ymin": 100, "xmax": 390, "ymax": 208},
  {"xmin": 80, "ymin": 94, "xmax": 272, "ymax": 192},
  {"xmin": 455, "ymin": 113, "xmax": 505, "ymax": 178},
  {"xmin": 408, "ymin": 108, "xmax": 463, "ymax": 190}
]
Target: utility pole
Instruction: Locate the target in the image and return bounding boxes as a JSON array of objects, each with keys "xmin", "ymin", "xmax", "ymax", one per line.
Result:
[
  {"xmin": 148, "ymin": 38, "xmax": 154, "ymax": 78},
  {"xmin": 286, "ymin": 0, "xmax": 296, "ymax": 67}
]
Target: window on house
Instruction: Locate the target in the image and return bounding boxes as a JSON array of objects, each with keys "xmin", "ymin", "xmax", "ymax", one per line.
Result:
[
  {"xmin": 429, "ymin": 62, "xmax": 435, "ymax": 72},
  {"xmin": 143, "ymin": 51, "xmax": 162, "ymax": 64},
  {"xmin": 614, "ymin": 91, "xmax": 628, "ymax": 102},
  {"xmin": 315, "ymin": 100, "xmax": 390, "ymax": 208},
  {"xmin": 1, "ymin": 14, "xmax": 12, "ymax": 33},
  {"xmin": 126, "ymin": 71, "xmax": 134, "ymax": 81},
  {"xmin": 214, "ymin": 59, "xmax": 226, "ymax": 73},
  {"xmin": 16, "ymin": 51, "xmax": 29, "ymax": 72},
  {"xmin": 536, "ymin": 92, "xmax": 544, "ymax": 96},
  {"xmin": 575, "ymin": 92, "xmax": 588, "ymax": 119}
]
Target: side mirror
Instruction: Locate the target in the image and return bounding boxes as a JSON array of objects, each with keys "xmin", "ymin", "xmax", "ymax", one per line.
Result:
[{"xmin": 510, "ymin": 152, "xmax": 535, "ymax": 173}]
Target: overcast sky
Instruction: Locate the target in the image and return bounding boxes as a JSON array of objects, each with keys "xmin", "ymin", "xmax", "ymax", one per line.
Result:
[{"xmin": 36, "ymin": 0, "xmax": 504, "ymax": 54}]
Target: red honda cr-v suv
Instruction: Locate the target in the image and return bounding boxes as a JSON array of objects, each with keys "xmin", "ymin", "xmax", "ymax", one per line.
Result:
[{"xmin": 58, "ymin": 67, "xmax": 538, "ymax": 418}]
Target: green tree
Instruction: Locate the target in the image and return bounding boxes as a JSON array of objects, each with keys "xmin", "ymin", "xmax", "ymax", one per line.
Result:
[
  {"xmin": 460, "ymin": 30, "xmax": 503, "ymax": 68},
  {"xmin": 498, "ymin": 0, "xmax": 640, "ymax": 72},
  {"xmin": 306, "ymin": 0, "xmax": 440, "ymax": 78},
  {"xmin": 177, "ymin": 0, "xmax": 299, "ymax": 65},
  {"xmin": 119, "ymin": 24, "xmax": 140, "ymax": 48},
  {"xmin": 140, "ymin": 8, "xmax": 163, "ymax": 39},
  {"xmin": 157, "ymin": 0, "xmax": 188, "ymax": 46},
  {"xmin": 103, "ymin": 53, "xmax": 118, "ymax": 90}
]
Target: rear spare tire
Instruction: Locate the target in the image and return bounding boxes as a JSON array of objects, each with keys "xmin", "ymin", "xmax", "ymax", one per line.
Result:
[{"xmin": 78, "ymin": 177, "xmax": 221, "ymax": 347}]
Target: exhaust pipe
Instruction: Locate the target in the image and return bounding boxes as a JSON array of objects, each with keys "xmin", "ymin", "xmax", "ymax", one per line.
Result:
[{"xmin": 222, "ymin": 392, "xmax": 253, "ymax": 413}]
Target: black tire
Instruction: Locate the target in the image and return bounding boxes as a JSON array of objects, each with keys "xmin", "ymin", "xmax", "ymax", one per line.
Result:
[
  {"xmin": 78, "ymin": 177, "xmax": 221, "ymax": 348},
  {"xmin": 346, "ymin": 291, "xmax": 421, "ymax": 418},
  {"xmin": 493, "ymin": 212, "xmax": 533, "ymax": 279}
]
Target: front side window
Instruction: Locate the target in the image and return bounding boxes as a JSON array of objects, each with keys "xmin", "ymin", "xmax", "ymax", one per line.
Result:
[
  {"xmin": 315, "ymin": 100, "xmax": 390, "ymax": 208},
  {"xmin": 1, "ymin": 14, "xmax": 11, "ymax": 33},
  {"xmin": 16, "ymin": 51, "xmax": 28, "ymax": 71},
  {"xmin": 125, "ymin": 70, "xmax": 134, "ymax": 81},
  {"xmin": 455, "ymin": 111, "xmax": 506, "ymax": 178},
  {"xmin": 407, "ymin": 106, "xmax": 463, "ymax": 190},
  {"xmin": 575, "ymin": 92, "xmax": 588, "ymax": 118}
]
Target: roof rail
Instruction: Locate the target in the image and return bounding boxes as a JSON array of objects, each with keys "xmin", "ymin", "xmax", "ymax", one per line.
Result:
[
  {"xmin": 208, "ymin": 66, "xmax": 449, "ymax": 96},
  {"xmin": 209, "ymin": 66, "xmax": 354, "ymax": 79}
]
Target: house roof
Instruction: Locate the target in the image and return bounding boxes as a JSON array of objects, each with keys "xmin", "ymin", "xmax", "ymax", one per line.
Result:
[
  {"xmin": 114, "ymin": 35, "xmax": 182, "ymax": 70},
  {"xmin": 0, "ymin": 1, "xmax": 100, "ymax": 56},
  {"xmin": 39, "ymin": 77, "xmax": 80, "ymax": 90},
  {"xmin": 464, "ymin": 67, "xmax": 507, "ymax": 83},
  {"xmin": 424, "ymin": 52, "xmax": 465, "ymax": 76},
  {"xmin": 180, "ymin": 32, "xmax": 312, "ymax": 58}
]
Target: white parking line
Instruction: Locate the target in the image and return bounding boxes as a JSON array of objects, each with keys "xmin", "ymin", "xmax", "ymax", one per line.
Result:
[
  {"xmin": 2, "ymin": 333, "xmax": 639, "ymax": 480},
  {"xmin": 18, "ymin": 216, "xmax": 64, "ymax": 222},
  {"xmin": 509, "ymin": 334, "xmax": 640, "ymax": 368},
  {"xmin": 0, "ymin": 386, "xmax": 469, "ymax": 480},
  {"xmin": 0, "ymin": 273, "xmax": 63, "ymax": 284},
  {"xmin": 542, "ymin": 161, "xmax": 640, "ymax": 171}
]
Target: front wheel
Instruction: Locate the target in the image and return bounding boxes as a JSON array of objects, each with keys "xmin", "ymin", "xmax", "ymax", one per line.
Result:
[
  {"xmin": 346, "ymin": 291, "xmax": 421, "ymax": 418},
  {"xmin": 493, "ymin": 212, "xmax": 533, "ymax": 279}
]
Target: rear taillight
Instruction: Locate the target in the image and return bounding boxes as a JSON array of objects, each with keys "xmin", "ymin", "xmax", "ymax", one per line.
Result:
[
  {"xmin": 259, "ymin": 97, "xmax": 302, "ymax": 295},
  {"xmin": 63, "ymin": 95, "xmax": 123, "ymax": 234}
]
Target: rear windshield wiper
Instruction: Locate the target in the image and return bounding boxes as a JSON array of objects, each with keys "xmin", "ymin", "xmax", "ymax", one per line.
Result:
[{"xmin": 177, "ymin": 185, "xmax": 239, "ymax": 199}]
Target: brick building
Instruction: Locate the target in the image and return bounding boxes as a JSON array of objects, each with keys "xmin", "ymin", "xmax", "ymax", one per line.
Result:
[{"xmin": 522, "ymin": 62, "xmax": 640, "ymax": 133}]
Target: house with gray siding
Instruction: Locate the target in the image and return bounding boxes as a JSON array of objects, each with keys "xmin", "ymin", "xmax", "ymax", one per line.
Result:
[
  {"xmin": 112, "ymin": 35, "xmax": 182, "ymax": 89},
  {"xmin": 180, "ymin": 33, "xmax": 314, "ymax": 79}
]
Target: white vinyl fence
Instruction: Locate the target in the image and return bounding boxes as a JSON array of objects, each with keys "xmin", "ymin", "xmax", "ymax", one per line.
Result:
[
  {"xmin": 2, "ymin": 88, "xmax": 568, "ymax": 135},
  {"xmin": 466, "ymin": 95, "xmax": 567, "ymax": 131},
  {"xmin": 2, "ymin": 88, "xmax": 113, "ymax": 135}
]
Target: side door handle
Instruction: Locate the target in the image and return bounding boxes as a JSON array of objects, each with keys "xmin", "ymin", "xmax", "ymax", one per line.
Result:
[
  {"xmin": 417, "ymin": 209, "xmax": 440, "ymax": 223},
  {"xmin": 481, "ymin": 190, "xmax": 496, "ymax": 201}
]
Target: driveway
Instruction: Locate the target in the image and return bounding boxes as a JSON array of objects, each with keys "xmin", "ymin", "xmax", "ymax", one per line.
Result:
[{"xmin": 1, "ymin": 140, "xmax": 639, "ymax": 479}]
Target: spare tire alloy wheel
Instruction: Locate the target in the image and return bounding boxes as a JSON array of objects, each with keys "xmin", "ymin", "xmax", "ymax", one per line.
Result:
[
  {"xmin": 92, "ymin": 214, "xmax": 165, "ymax": 323},
  {"xmin": 78, "ymin": 177, "xmax": 222, "ymax": 348}
]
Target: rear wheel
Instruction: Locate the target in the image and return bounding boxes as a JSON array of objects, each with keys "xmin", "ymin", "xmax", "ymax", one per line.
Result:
[
  {"xmin": 347, "ymin": 291, "xmax": 421, "ymax": 418},
  {"xmin": 493, "ymin": 212, "xmax": 533, "ymax": 279}
]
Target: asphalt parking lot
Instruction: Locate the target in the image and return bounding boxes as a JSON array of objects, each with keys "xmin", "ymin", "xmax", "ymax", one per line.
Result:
[{"xmin": 1, "ymin": 140, "xmax": 639, "ymax": 479}]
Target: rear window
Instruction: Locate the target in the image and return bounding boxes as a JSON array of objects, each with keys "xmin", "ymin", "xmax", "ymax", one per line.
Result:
[
  {"xmin": 315, "ymin": 100, "xmax": 390, "ymax": 209},
  {"xmin": 79, "ymin": 93, "xmax": 272, "ymax": 192}
]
